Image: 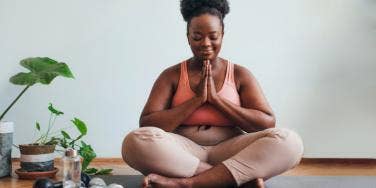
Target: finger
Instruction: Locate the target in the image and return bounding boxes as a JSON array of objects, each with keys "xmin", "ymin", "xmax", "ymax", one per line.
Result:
[
  {"xmin": 201, "ymin": 62, "xmax": 207, "ymax": 77},
  {"xmin": 206, "ymin": 63, "xmax": 209, "ymax": 77},
  {"xmin": 205, "ymin": 59, "xmax": 210, "ymax": 66},
  {"xmin": 208, "ymin": 64, "xmax": 212, "ymax": 77}
]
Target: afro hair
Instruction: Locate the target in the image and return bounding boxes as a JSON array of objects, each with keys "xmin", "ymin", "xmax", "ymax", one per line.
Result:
[{"xmin": 180, "ymin": 0, "xmax": 230, "ymax": 22}]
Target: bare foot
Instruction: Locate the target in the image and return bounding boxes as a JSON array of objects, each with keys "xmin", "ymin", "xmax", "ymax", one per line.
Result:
[
  {"xmin": 255, "ymin": 178, "xmax": 265, "ymax": 188},
  {"xmin": 143, "ymin": 173, "xmax": 191, "ymax": 188},
  {"xmin": 240, "ymin": 178, "xmax": 265, "ymax": 188}
]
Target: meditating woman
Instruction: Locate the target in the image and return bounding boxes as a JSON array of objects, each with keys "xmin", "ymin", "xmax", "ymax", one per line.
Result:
[{"xmin": 122, "ymin": 0, "xmax": 304, "ymax": 187}]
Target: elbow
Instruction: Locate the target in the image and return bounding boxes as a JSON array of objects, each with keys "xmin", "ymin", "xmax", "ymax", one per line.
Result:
[
  {"xmin": 257, "ymin": 114, "xmax": 275, "ymax": 131},
  {"xmin": 139, "ymin": 115, "xmax": 174, "ymax": 132},
  {"xmin": 266, "ymin": 115, "xmax": 276, "ymax": 128},
  {"xmin": 261, "ymin": 109, "xmax": 276, "ymax": 129}
]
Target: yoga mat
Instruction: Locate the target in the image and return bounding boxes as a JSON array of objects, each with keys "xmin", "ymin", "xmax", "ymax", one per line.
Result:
[{"xmin": 96, "ymin": 175, "xmax": 376, "ymax": 188}]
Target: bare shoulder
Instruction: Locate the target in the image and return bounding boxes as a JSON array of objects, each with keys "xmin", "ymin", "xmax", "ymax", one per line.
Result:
[
  {"xmin": 233, "ymin": 63, "xmax": 257, "ymax": 91},
  {"xmin": 157, "ymin": 63, "xmax": 181, "ymax": 89},
  {"xmin": 140, "ymin": 62, "xmax": 182, "ymax": 116}
]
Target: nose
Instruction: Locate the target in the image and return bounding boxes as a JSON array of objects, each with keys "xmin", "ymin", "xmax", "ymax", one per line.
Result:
[{"xmin": 202, "ymin": 37, "xmax": 211, "ymax": 47}]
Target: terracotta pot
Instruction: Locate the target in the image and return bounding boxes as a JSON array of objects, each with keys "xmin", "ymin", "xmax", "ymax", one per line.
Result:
[
  {"xmin": 0, "ymin": 121, "xmax": 14, "ymax": 178},
  {"xmin": 19, "ymin": 144, "xmax": 56, "ymax": 172}
]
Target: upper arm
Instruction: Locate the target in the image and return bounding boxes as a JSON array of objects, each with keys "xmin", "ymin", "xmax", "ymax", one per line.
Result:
[
  {"xmin": 235, "ymin": 65, "xmax": 274, "ymax": 116},
  {"xmin": 140, "ymin": 67, "xmax": 178, "ymax": 118}
]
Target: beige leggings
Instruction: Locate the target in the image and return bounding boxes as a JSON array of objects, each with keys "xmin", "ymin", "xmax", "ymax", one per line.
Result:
[{"xmin": 122, "ymin": 126, "xmax": 304, "ymax": 186}]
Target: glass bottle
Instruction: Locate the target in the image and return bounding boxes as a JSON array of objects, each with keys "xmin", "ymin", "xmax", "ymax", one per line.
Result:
[{"xmin": 63, "ymin": 148, "xmax": 81, "ymax": 188}]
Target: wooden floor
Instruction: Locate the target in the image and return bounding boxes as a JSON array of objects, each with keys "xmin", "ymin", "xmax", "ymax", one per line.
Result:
[{"xmin": 1, "ymin": 158, "xmax": 375, "ymax": 187}]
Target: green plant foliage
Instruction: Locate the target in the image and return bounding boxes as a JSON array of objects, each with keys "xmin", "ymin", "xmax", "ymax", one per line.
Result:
[
  {"xmin": 10, "ymin": 57, "xmax": 74, "ymax": 85},
  {"xmin": 71, "ymin": 118, "xmax": 87, "ymax": 135},
  {"xmin": 29, "ymin": 103, "xmax": 112, "ymax": 175},
  {"xmin": 83, "ymin": 167, "xmax": 113, "ymax": 176},
  {"xmin": 48, "ymin": 103, "xmax": 64, "ymax": 115},
  {"xmin": 0, "ymin": 57, "xmax": 74, "ymax": 121},
  {"xmin": 35, "ymin": 122, "xmax": 41, "ymax": 131},
  {"xmin": 45, "ymin": 137, "xmax": 59, "ymax": 145},
  {"xmin": 79, "ymin": 141, "xmax": 96, "ymax": 171},
  {"xmin": 84, "ymin": 168, "xmax": 98, "ymax": 174},
  {"xmin": 94, "ymin": 168, "xmax": 113, "ymax": 175},
  {"xmin": 61, "ymin": 131, "xmax": 71, "ymax": 139}
]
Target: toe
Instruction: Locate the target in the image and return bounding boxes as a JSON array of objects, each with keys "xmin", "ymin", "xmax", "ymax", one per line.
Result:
[
  {"xmin": 142, "ymin": 176, "xmax": 150, "ymax": 188},
  {"xmin": 256, "ymin": 178, "xmax": 265, "ymax": 188},
  {"xmin": 147, "ymin": 173, "xmax": 161, "ymax": 183}
]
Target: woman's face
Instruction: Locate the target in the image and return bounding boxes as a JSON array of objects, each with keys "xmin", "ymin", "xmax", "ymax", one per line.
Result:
[{"xmin": 187, "ymin": 14, "xmax": 223, "ymax": 62}]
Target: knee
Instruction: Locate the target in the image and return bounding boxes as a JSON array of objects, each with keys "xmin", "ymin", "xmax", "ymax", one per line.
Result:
[
  {"xmin": 121, "ymin": 126, "xmax": 166, "ymax": 164},
  {"xmin": 263, "ymin": 128, "xmax": 304, "ymax": 165}
]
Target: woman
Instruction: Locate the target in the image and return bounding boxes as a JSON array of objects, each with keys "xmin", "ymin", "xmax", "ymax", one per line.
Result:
[{"xmin": 122, "ymin": 0, "xmax": 304, "ymax": 187}]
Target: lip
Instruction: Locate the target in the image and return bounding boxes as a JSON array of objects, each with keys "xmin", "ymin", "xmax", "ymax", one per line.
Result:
[{"xmin": 200, "ymin": 50, "xmax": 213, "ymax": 54}]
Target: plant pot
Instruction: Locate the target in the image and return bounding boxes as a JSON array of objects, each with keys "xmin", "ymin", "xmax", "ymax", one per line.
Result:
[
  {"xmin": 19, "ymin": 144, "xmax": 56, "ymax": 172},
  {"xmin": 0, "ymin": 121, "xmax": 14, "ymax": 178}
]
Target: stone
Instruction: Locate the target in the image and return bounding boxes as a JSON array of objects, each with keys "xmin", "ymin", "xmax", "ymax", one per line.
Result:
[{"xmin": 89, "ymin": 177, "xmax": 106, "ymax": 187}]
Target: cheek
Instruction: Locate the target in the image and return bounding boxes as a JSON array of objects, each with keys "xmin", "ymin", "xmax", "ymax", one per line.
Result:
[
  {"xmin": 213, "ymin": 40, "xmax": 222, "ymax": 51},
  {"xmin": 189, "ymin": 43, "xmax": 201, "ymax": 56},
  {"xmin": 189, "ymin": 41, "xmax": 201, "ymax": 51}
]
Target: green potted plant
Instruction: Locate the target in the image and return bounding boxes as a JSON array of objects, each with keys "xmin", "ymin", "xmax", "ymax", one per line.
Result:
[
  {"xmin": 15, "ymin": 103, "xmax": 112, "ymax": 179},
  {"xmin": 0, "ymin": 57, "xmax": 73, "ymax": 178}
]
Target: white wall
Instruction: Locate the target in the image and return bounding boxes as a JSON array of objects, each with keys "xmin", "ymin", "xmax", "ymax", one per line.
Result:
[{"xmin": 1, "ymin": 0, "xmax": 375, "ymax": 158}]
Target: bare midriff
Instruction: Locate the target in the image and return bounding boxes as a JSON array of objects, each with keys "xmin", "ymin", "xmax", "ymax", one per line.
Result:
[{"xmin": 174, "ymin": 125, "xmax": 244, "ymax": 146}]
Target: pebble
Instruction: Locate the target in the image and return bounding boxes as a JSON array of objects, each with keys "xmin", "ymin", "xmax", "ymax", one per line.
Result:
[
  {"xmin": 89, "ymin": 177, "xmax": 107, "ymax": 187},
  {"xmin": 107, "ymin": 183, "xmax": 124, "ymax": 188}
]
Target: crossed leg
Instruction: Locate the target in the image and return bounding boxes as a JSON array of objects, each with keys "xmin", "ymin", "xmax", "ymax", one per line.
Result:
[{"xmin": 122, "ymin": 126, "xmax": 303, "ymax": 188}]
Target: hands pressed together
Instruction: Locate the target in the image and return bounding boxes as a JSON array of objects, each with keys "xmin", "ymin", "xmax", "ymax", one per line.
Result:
[{"xmin": 197, "ymin": 60, "xmax": 220, "ymax": 105}]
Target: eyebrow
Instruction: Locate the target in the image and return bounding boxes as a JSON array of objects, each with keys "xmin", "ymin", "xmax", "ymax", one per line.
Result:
[{"xmin": 192, "ymin": 31, "xmax": 218, "ymax": 34}]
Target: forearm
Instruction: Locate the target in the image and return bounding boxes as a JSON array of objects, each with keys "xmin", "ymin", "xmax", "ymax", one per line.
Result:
[
  {"xmin": 212, "ymin": 97, "xmax": 275, "ymax": 132},
  {"xmin": 140, "ymin": 96, "xmax": 203, "ymax": 132}
]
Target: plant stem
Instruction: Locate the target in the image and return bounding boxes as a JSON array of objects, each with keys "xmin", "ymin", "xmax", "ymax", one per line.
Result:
[
  {"xmin": 43, "ymin": 113, "xmax": 54, "ymax": 143},
  {"xmin": 0, "ymin": 85, "xmax": 30, "ymax": 121}
]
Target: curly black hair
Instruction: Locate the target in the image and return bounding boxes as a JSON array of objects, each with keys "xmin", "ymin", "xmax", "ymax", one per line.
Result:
[{"xmin": 180, "ymin": 0, "xmax": 230, "ymax": 34}]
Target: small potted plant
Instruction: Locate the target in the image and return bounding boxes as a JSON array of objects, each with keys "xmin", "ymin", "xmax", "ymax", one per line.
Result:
[
  {"xmin": 0, "ymin": 57, "xmax": 73, "ymax": 178},
  {"xmin": 15, "ymin": 103, "xmax": 83, "ymax": 179},
  {"xmin": 15, "ymin": 103, "xmax": 112, "ymax": 179}
]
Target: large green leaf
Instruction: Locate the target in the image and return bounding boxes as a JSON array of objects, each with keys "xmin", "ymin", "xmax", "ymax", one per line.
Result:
[
  {"xmin": 9, "ymin": 57, "xmax": 74, "ymax": 85},
  {"xmin": 21, "ymin": 57, "xmax": 74, "ymax": 77},
  {"xmin": 9, "ymin": 72, "xmax": 39, "ymax": 85},
  {"xmin": 71, "ymin": 118, "xmax": 87, "ymax": 135}
]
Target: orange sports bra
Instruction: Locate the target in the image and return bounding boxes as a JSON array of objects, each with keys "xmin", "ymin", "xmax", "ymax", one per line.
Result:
[{"xmin": 171, "ymin": 60, "xmax": 241, "ymax": 126}]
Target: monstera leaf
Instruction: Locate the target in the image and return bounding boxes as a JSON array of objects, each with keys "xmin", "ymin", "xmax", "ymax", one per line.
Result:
[
  {"xmin": 0, "ymin": 57, "xmax": 74, "ymax": 121},
  {"xmin": 9, "ymin": 57, "xmax": 74, "ymax": 85}
]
